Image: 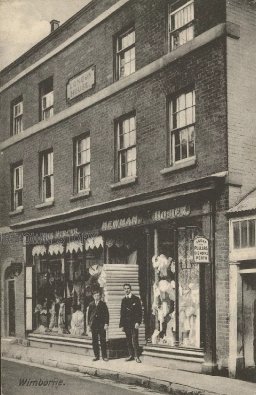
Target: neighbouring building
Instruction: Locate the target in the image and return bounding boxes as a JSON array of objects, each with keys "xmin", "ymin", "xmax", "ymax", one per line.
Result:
[{"xmin": 0, "ymin": 0, "xmax": 255, "ymax": 377}]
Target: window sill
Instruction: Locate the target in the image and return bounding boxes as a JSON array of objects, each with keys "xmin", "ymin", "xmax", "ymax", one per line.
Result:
[
  {"xmin": 70, "ymin": 190, "xmax": 91, "ymax": 202},
  {"xmin": 110, "ymin": 176, "xmax": 137, "ymax": 190},
  {"xmin": 9, "ymin": 207, "xmax": 24, "ymax": 216},
  {"xmin": 35, "ymin": 199, "xmax": 55, "ymax": 209},
  {"xmin": 160, "ymin": 157, "xmax": 196, "ymax": 175}
]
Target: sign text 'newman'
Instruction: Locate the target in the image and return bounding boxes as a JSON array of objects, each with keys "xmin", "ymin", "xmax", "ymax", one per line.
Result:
[
  {"xmin": 67, "ymin": 67, "xmax": 95, "ymax": 100},
  {"xmin": 102, "ymin": 216, "xmax": 142, "ymax": 231}
]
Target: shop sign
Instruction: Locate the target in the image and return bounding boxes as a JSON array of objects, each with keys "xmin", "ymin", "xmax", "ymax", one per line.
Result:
[
  {"xmin": 151, "ymin": 205, "xmax": 191, "ymax": 222},
  {"xmin": 101, "ymin": 216, "xmax": 142, "ymax": 231},
  {"xmin": 31, "ymin": 228, "xmax": 80, "ymax": 243},
  {"xmin": 193, "ymin": 236, "xmax": 210, "ymax": 263},
  {"xmin": 67, "ymin": 66, "xmax": 95, "ymax": 100}
]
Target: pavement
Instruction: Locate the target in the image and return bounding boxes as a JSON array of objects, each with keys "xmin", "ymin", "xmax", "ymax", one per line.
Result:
[{"xmin": 1, "ymin": 339, "xmax": 256, "ymax": 395}]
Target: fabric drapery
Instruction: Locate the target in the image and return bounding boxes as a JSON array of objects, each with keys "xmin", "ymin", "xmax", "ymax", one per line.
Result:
[
  {"xmin": 48, "ymin": 243, "xmax": 64, "ymax": 255},
  {"xmin": 32, "ymin": 245, "xmax": 47, "ymax": 256},
  {"xmin": 84, "ymin": 235, "xmax": 103, "ymax": 251},
  {"xmin": 66, "ymin": 240, "xmax": 83, "ymax": 253}
]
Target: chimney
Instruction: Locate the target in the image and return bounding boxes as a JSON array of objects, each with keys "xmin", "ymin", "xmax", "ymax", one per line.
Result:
[{"xmin": 50, "ymin": 20, "xmax": 60, "ymax": 33}]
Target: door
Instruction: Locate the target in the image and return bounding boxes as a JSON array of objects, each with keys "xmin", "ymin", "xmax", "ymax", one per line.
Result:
[
  {"xmin": 243, "ymin": 274, "xmax": 256, "ymax": 368},
  {"xmin": 8, "ymin": 280, "xmax": 15, "ymax": 336}
]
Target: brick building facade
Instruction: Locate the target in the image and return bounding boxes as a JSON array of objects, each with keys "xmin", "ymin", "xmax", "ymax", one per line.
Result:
[{"xmin": 0, "ymin": 0, "xmax": 255, "ymax": 377}]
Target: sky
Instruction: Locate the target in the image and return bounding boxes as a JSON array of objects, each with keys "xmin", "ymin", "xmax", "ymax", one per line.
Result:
[{"xmin": 0, "ymin": 0, "xmax": 91, "ymax": 70}]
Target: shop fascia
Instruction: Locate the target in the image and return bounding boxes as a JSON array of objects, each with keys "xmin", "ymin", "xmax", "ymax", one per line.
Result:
[{"xmin": 101, "ymin": 204, "xmax": 191, "ymax": 231}]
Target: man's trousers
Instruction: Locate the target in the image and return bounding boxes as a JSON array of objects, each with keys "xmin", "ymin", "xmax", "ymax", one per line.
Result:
[
  {"xmin": 91, "ymin": 326, "xmax": 107, "ymax": 359},
  {"xmin": 125, "ymin": 327, "xmax": 139, "ymax": 358}
]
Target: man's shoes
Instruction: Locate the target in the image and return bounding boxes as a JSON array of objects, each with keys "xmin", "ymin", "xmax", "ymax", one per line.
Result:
[
  {"xmin": 135, "ymin": 357, "xmax": 141, "ymax": 363},
  {"xmin": 92, "ymin": 357, "xmax": 99, "ymax": 361},
  {"xmin": 103, "ymin": 358, "xmax": 109, "ymax": 362},
  {"xmin": 125, "ymin": 356, "xmax": 134, "ymax": 361}
]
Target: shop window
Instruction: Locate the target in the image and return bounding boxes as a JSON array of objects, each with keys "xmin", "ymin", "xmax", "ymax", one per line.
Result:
[
  {"xmin": 33, "ymin": 246, "xmax": 104, "ymax": 336},
  {"xmin": 40, "ymin": 150, "xmax": 54, "ymax": 202},
  {"xmin": 11, "ymin": 163, "xmax": 23, "ymax": 211},
  {"xmin": 115, "ymin": 27, "xmax": 135, "ymax": 80},
  {"xmin": 169, "ymin": 0, "xmax": 194, "ymax": 51},
  {"xmin": 152, "ymin": 226, "xmax": 201, "ymax": 348},
  {"xmin": 116, "ymin": 113, "xmax": 136, "ymax": 180},
  {"xmin": 11, "ymin": 97, "xmax": 23, "ymax": 135},
  {"xmin": 39, "ymin": 77, "xmax": 54, "ymax": 121},
  {"xmin": 233, "ymin": 219, "xmax": 256, "ymax": 249},
  {"xmin": 75, "ymin": 135, "xmax": 90, "ymax": 193},
  {"xmin": 169, "ymin": 89, "xmax": 195, "ymax": 165}
]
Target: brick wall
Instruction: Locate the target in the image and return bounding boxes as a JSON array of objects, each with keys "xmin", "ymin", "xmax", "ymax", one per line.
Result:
[
  {"xmin": 226, "ymin": 0, "xmax": 256, "ymax": 202},
  {"xmin": 1, "ymin": 39, "xmax": 227, "ymax": 226},
  {"xmin": 0, "ymin": 0, "xmax": 226, "ymax": 142}
]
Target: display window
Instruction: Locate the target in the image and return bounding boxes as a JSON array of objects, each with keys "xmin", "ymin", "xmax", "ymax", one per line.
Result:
[
  {"xmin": 33, "ymin": 245, "xmax": 104, "ymax": 337},
  {"xmin": 151, "ymin": 225, "xmax": 201, "ymax": 349}
]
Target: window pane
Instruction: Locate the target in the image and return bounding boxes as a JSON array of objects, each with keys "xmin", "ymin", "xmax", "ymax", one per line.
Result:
[
  {"xmin": 241, "ymin": 220, "xmax": 248, "ymax": 248},
  {"xmin": 127, "ymin": 147, "xmax": 136, "ymax": 162},
  {"xmin": 188, "ymin": 127, "xmax": 195, "ymax": 157},
  {"xmin": 181, "ymin": 129, "xmax": 188, "ymax": 159},
  {"xmin": 186, "ymin": 107, "xmax": 193, "ymax": 125},
  {"xmin": 249, "ymin": 220, "xmax": 256, "ymax": 247},
  {"xmin": 177, "ymin": 110, "xmax": 186, "ymax": 128},
  {"xmin": 129, "ymin": 129, "xmax": 136, "ymax": 146},
  {"xmin": 233, "ymin": 222, "xmax": 240, "ymax": 249},
  {"xmin": 45, "ymin": 176, "xmax": 52, "ymax": 199},
  {"xmin": 130, "ymin": 116, "xmax": 135, "ymax": 131}
]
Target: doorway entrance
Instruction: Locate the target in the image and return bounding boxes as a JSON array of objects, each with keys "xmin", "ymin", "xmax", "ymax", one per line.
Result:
[{"xmin": 8, "ymin": 279, "xmax": 15, "ymax": 336}]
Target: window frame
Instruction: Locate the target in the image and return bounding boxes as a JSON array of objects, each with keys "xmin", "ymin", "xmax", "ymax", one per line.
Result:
[
  {"xmin": 12, "ymin": 163, "xmax": 23, "ymax": 211},
  {"xmin": 169, "ymin": 0, "xmax": 195, "ymax": 51},
  {"xmin": 40, "ymin": 150, "xmax": 54, "ymax": 202},
  {"xmin": 75, "ymin": 134, "xmax": 91, "ymax": 193},
  {"xmin": 39, "ymin": 77, "xmax": 54, "ymax": 121},
  {"xmin": 11, "ymin": 97, "xmax": 23, "ymax": 136},
  {"xmin": 168, "ymin": 89, "xmax": 196, "ymax": 166},
  {"xmin": 115, "ymin": 26, "xmax": 136, "ymax": 80},
  {"xmin": 116, "ymin": 112, "xmax": 137, "ymax": 181}
]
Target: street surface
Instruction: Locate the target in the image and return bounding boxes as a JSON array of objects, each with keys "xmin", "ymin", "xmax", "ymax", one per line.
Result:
[{"xmin": 1, "ymin": 360, "xmax": 161, "ymax": 395}]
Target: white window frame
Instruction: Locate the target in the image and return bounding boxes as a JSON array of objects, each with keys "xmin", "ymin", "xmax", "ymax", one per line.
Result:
[
  {"xmin": 41, "ymin": 91, "xmax": 54, "ymax": 121},
  {"xmin": 76, "ymin": 136, "xmax": 90, "ymax": 193},
  {"xmin": 117, "ymin": 114, "xmax": 136, "ymax": 180},
  {"xmin": 41, "ymin": 151, "xmax": 54, "ymax": 202},
  {"xmin": 116, "ymin": 28, "xmax": 135, "ymax": 80},
  {"xmin": 169, "ymin": 89, "xmax": 196, "ymax": 165},
  {"xmin": 229, "ymin": 216, "xmax": 256, "ymax": 261},
  {"xmin": 12, "ymin": 100, "xmax": 23, "ymax": 135},
  {"xmin": 169, "ymin": 0, "xmax": 194, "ymax": 51},
  {"xmin": 13, "ymin": 164, "xmax": 23, "ymax": 210}
]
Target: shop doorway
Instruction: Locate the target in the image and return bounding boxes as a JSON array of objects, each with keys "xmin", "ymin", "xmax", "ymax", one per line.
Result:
[
  {"xmin": 242, "ymin": 274, "xmax": 256, "ymax": 370},
  {"xmin": 8, "ymin": 279, "xmax": 15, "ymax": 336}
]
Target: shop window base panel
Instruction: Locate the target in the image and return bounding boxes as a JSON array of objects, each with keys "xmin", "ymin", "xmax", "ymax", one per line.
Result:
[{"xmin": 142, "ymin": 345, "xmax": 204, "ymax": 372}]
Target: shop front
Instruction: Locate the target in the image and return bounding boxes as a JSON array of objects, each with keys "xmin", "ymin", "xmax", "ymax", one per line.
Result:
[{"xmin": 23, "ymin": 193, "xmax": 215, "ymax": 369}]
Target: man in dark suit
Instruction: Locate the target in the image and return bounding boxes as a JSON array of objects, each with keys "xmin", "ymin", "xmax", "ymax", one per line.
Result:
[
  {"xmin": 120, "ymin": 283, "xmax": 142, "ymax": 363},
  {"xmin": 88, "ymin": 289, "xmax": 109, "ymax": 362}
]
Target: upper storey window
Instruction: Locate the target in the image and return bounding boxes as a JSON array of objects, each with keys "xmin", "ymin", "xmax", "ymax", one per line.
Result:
[
  {"xmin": 169, "ymin": 89, "xmax": 195, "ymax": 164},
  {"xmin": 169, "ymin": 0, "xmax": 194, "ymax": 51},
  {"xmin": 39, "ymin": 77, "xmax": 54, "ymax": 121},
  {"xmin": 116, "ymin": 28, "xmax": 135, "ymax": 80},
  {"xmin": 12, "ymin": 164, "xmax": 23, "ymax": 210},
  {"xmin": 40, "ymin": 150, "xmax": 54, "ymax": 202},
  {"xmin": 11, "ymin": 97, "xmax": 23, "ymax": 135},
  {"xmin": 75, "ymin": 135, "xmax": 91, "ymax": 193},
  {"xmin": 116, "ymin": 113, "xmax": 136, "ymax": 180}
]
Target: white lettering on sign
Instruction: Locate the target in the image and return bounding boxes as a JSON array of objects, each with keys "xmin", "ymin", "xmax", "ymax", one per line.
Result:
[
  {"xmin": 151, "ymin": 205, "xmax": 190, "ymax": 222},
  {"xmin": 193, "ymin": 236, "xmax": 210, "ymax": 263},
  {"xmin": 67, "ymin": 67, "xmax": 95, "ymax": 100},
  {"xmin": 101, "ymin": 216, "xmax": 142, "ymax": 231}
]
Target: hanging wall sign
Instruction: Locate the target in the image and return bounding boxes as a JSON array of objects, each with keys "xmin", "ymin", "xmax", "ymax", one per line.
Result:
[
  {"xmin": 193, "ymin": 236, "xmax": 210, "ymax": 263},
  {"xmin": 67, "ymin": 66, "xmax": 95, "ymax": 100}
]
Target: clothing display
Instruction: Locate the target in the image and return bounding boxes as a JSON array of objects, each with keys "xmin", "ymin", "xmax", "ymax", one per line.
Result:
[{"xmin": 70, "ymin": 310, "xmax": 85, "ymax": 336}]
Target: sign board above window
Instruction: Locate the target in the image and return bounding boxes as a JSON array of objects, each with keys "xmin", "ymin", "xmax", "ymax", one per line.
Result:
[{"xmin": 67, "ymin": 66, "xmax": 95, "ymax": 100}]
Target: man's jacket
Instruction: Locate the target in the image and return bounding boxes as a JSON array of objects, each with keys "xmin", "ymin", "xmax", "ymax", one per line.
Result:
[
  {"xmin": 88, "ymin": 300, "xmax": 109, "ymax": 329},
  {"xmin": 119, "ymin": 294, "xmax": 142, "ymax": 329}
]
